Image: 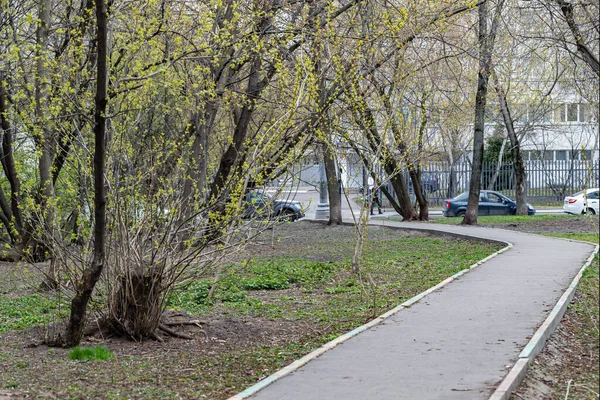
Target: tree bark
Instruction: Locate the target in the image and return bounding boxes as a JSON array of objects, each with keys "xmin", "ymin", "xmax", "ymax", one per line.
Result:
[
  {"xmin": 350, "ymin": 91, "xmax": 416, "ymax": 220},
  {"xmin": 207, "ymin": 52, "xmax": 268, "ymax": 210},
  {"xmin": 324, "ymin": 143, "xmax": 342, "ymax": 225},
  {"xmin": 64, "ymin": 0, "xmax": 109, "ymax": 347},
  {"xmin": 35, "ymin": 0, "xmax": 58, "ymax": 282},
  {"xmin": 463, "ymin": 0, "xmax": 504, "ymax": 225},
  {"xmin": 487, "ymin": 134, "xmax": 508, "ymax": 191},
  {"xmin": 411, "ymin": 99, "xmax": 429, "ymax": 221},
  {"xmin": 495, "ymin": 84, "xmax": 528, "ymax": 214},
  {"xmin": 0, "ymin": 76, "xmax": 23, "ymax": 241}
]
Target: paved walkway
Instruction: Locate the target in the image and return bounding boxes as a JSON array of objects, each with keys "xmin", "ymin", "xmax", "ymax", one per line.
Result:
[{"xmin": 234, "ymin": 219, "xmax": 597, "ymax": 399}]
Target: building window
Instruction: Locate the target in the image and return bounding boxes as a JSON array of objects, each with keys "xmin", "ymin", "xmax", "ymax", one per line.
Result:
[
  {"xmin": 553, "ymin": 103, "xmax": 588, "ymax": 123},
  {"xmin": 555, "ymin": 150, "xmax": 567, "ymax": 161},
  {"xmin": 530, "ymin": 150, "xmax": 555, "ymax": 161}
]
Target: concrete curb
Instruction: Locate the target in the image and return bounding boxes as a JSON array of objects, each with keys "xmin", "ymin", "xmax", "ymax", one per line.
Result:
[
  {"xmin": 227, "ymin": 225, "xmax": 513, "ymax": 400},
  {"xmin": 489, "ymin": 243, "xmax": 599, "ymax": 400}
]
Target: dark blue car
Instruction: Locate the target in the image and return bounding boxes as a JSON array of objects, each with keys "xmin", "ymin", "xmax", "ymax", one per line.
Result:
[{"xmin": 443, "ymin": 190, "xmax": 536, "ymax": 217}]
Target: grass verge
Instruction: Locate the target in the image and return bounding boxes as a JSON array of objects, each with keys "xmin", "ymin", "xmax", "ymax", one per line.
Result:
[
  {"xmin": 541, "ymin": 233, "xmax": 599, "ymax": 244},
  {"xmin": 169, "ymin": 234, "xmax": 501, "ymax": 336},
  {"xmin": 69, "ymin": 346, "xmax": 114, "ymax": 361},
  {"xmin": 432, "ymin": 213, "xmax": 579, "ymax": 225}
]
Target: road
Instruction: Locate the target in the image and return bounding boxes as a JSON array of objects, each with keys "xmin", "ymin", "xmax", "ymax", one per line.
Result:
[{"xmin": 264, "ymin": 187, "xmax": 564, "ymax": 220}]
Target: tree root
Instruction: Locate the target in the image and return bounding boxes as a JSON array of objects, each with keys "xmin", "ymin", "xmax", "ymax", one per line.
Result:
[
  {"xmin": 149, "ymin": 331, "xmax": 164, "ymax": 342},
  {"xmin": 158, "ymin": 324, "xmax": 194, "ymax": 340},
  {"xmin": 161, "ymin": 319, "xmax": 205, "ymax": 327}
]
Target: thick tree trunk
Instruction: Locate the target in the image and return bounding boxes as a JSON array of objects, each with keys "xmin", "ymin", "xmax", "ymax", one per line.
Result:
[
  {"xmin": 495, "ymin": 84, "xmax": 528, "ymax": 214},
  {"xmin": 383, "ymin": 166, "xmax": 416, "ymax": 220},
  {"xmin": 208, "ymin": 53, "xmax": 267, "ymax": 209},
  {"xmin": 408, "ymin": 169, "xmax": 428, "ymax": 221},
  {"xmin": 324, "ymin": 144, "xmax": 342, "ymax": 225},
  {"xmin": 464, "ymin": 0, "xmax": 504, "ymax": 225},
  {"xmin": 182, "ymin": 102, "xmax": 215, "ymax": 213},
  {"xmin": 411, "ymin": 99, "xmax": 429, "ymax": 221},
  {"xmin": 350, "ymin": 94, "xmax": 416, "ymax": 221},
  {"xmin": 64, "ymin": 0, "xmax": 109, "ymax": 347},
  {"xmin": 346, "ymin": 136, "xmax": 415, "ymax": 221}
]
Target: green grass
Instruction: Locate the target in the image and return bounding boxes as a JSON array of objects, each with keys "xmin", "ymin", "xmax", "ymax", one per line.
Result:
[
  {"xmin": 0, "ymin": 293, "xmax": 70, "ymax": 333},
  {"xmin": 432, "ymin": 213, "xmax": 580, "ymax": 224},
  {"xmin": 69, "ymin": 346, "xmax": 114, "ymax": 361},
  {"xmin": 169, "ymin": 235, "xmax": 501, "ymax": 333},
  {"xmin": 541, "ymin": 233, "xmax": 599, "ymax": 244}
]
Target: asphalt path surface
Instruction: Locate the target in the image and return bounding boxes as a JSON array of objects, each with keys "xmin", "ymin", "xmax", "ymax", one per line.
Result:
[{"xmin": 234, "ymin": 193, "xmax": 590, "ymax": 400}]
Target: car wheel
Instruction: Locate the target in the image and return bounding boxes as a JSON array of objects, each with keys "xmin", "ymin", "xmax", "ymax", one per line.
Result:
[
  {"xmin": 277, "ymin": 209, "xmax": 297, "ymax": 222},
  {"xmin": 456, "ymin": 210, "xmax": 466, "ymax": 217},
  {"xmin": 584, "ymin": 207, "xmax": 596, "ymax": 215}
]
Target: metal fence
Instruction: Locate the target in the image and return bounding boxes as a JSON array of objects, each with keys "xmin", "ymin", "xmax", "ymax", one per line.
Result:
[{"xmin": 380, "ymin": 159, "xmax": 600, "ymax": 207}]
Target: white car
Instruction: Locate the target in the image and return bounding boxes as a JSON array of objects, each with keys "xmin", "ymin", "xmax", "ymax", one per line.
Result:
[{"xmin": 563, "ymin": 188, "xmax": 599, "ymax": 215}]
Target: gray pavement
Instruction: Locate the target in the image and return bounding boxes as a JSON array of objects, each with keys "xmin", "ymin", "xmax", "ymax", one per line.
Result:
[{"xmin": 238, "ymin": 213, "xmax": 596, "ymax": 399}]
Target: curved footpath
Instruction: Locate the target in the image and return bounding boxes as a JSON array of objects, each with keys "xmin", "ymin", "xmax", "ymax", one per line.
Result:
[{"xmin": 229, "ymin": 220, "xmax": 598, "ymax": 400}]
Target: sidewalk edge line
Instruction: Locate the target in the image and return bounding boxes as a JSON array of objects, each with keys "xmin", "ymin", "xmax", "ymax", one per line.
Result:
[
  {"xmin": 227, "ymin": 232, "xmax": 512, "ymax": 400},
  {"xmin": 489, "ymin": 244, "xmax": 599, "ymax": 400}
]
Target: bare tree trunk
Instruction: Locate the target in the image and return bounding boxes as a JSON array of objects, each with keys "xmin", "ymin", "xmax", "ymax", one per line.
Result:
[
  {"xmin": 35, "ymin": 0, "xmax": 58, "ymax": 283},
  {"xmin": 182, "ymin": 103, "xmax": 215, "ymax": 213},
  {"xmin": 464, "ymin": 0, "xmax": 504, "ymax": 225},
  {"xmin": 347, "ymin": 136, "xmax": 415, "ymax": 221},
  {"xmin": 411, "ymin": 99, "xmax": 429, "ymax": 221},
  {"xmin": 349, "ymin": 91, "xmax": 416, "ymax": 221},
  {"xmin": 487, "ymin": 134, "xmax": 508, "ymax": 191},
  {"xmin": 408, "ymin": 169, "xmax": 428, "ymax": 221},
  {"xmin": 324, "ymin": 144, "xmax": 342, "ymax": 225},
  {"xmin": 495, "ymin": 83, "xmax": 528, "ymax": 214},
  {"xmin": 208, "ymin": 53, "xmax": 268, "ymax": 209},
  {"xmin": 64, "ymin": 0, "xmax": 109, "ymax": 347},
  {"xmin": 0, "ymin": 76, "xmax": 23, "ymax": 243}
]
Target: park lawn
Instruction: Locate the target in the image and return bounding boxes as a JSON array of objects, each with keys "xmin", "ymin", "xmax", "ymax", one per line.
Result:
[
  {"xmin": 433, "ymin": 213, "xmax": 580, "ymax": 225},
  {"xmin": 0, "ymin": 223, "xmax": 502, "ymax": 399},
  {"xmin": 541, "ymin": 232, "xmax": 599, "ymax": 244}
]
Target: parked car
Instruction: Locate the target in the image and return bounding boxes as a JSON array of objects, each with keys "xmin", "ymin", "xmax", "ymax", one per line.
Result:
[
  {"xmin": 563, "ymin": 188, "xmax": 599, "ymax": 215},
  {"xmin": 443, "ymin": 190, "xmax": 536, "ymax": 217},
  {"xmin": 244, "ymin": 190, "xmax": 305, "ymax": 221}
]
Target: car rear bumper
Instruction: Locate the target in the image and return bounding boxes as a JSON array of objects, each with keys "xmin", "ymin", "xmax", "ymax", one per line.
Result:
[{"xmin": 563, "ymin": 204, "xmax": 583, "ymax": 214}]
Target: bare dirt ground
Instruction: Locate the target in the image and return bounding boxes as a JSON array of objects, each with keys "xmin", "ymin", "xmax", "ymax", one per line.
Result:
[
  {"xmin": 481, "ymin": 215, "xmax": 599, "ymax": 235},
  {"xmin": 0, "ymin": 218, "xmax": 597, "ymax": 399},
  {"xmin": 511, "ymin": 295, "xmax": 600, "ymax": 400}
]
